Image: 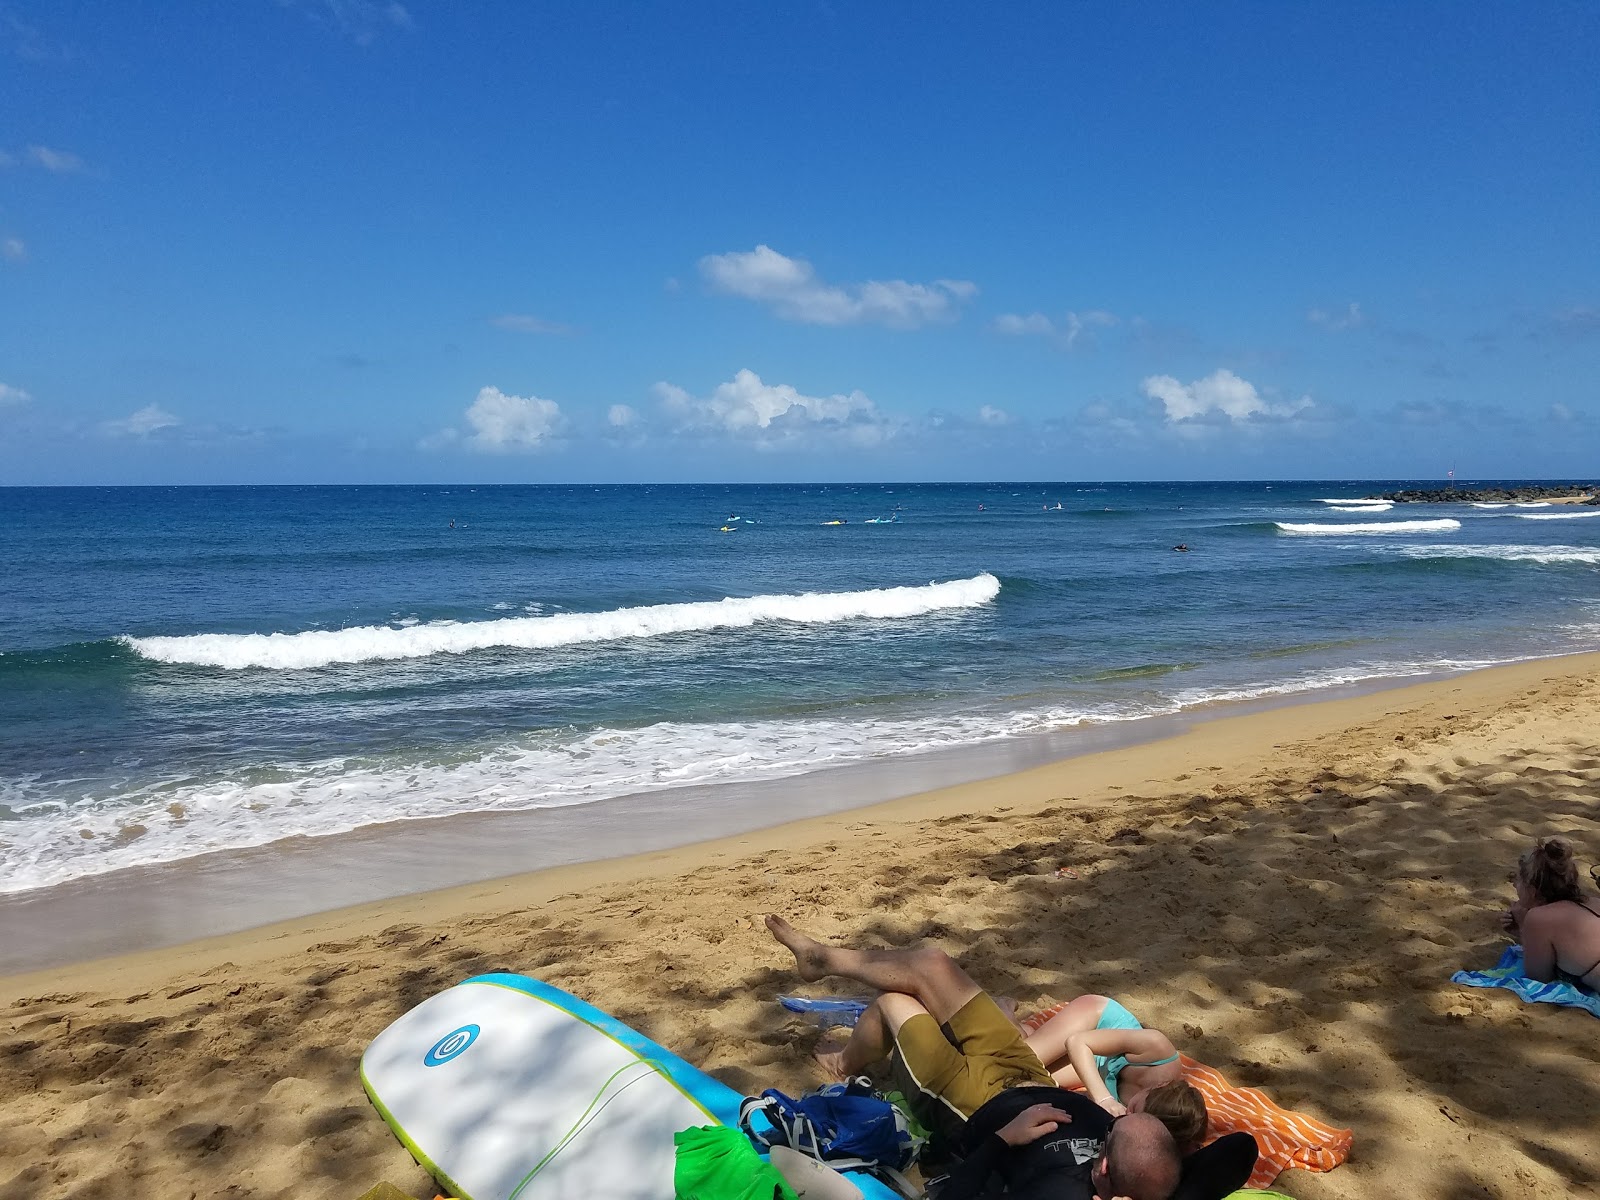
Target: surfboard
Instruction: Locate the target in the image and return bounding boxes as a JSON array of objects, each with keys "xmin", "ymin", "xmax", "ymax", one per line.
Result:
[{"xmin": 360, "ymin": 972, "xmax": 901, "ymax": 1200}]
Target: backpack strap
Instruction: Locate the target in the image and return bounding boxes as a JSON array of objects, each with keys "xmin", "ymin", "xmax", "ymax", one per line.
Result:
[{"xmin": 740, "ymin": 1092, "xmax": 826, "ymax": 1161}]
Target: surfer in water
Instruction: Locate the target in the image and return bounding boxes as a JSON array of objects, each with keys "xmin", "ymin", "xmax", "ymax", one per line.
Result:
[{"xmin": 1172, "ymin": 544, "xmax": 1189, "ymax": 552}]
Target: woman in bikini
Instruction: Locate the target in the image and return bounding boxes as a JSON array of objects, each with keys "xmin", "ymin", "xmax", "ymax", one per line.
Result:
[
  {"xmin": 1504, "ymin": 837, "xmax": 1600, "ymax": 988},
  {"xmin": 1021, "ymin": 993, "xmax": 1205, "ymax": 1147}
]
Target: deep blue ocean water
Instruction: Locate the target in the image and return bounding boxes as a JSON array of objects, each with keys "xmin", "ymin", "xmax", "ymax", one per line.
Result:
[{"xmin": 3, "ymin": 480, "xmax": 1598, "ymax": 896}]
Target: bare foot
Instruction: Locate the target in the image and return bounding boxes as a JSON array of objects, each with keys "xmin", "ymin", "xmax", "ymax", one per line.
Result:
[
  {"xmin": 765, "ymin": 915, "xmax": 830, "ymax": 982},
  {"xmin": 814, "ymin": 1038, "xmax": 850, "ymax": 1082}
]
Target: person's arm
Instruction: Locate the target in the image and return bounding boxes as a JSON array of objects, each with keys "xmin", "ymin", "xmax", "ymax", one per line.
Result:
[
  {"xmin": 1520, "ymin": 906, "xmax": 1560, "ymax": 982},
  {"xmin": 936, "ymin": 1106, "xmax": 1077, "ymax": 1200},
  {"xmin": 1064, "ymin": 1028, "xmax": 1178, "ymax": 1116}
]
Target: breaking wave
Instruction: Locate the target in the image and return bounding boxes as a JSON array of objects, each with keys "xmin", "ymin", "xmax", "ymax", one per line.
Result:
[
  {"xmin": 123, "ymin": 573, "xmax": 1003, "ymax": 670},
  {"xmin": 1382, "ymin": 543, "xmax": 1600, "ymax": 565},
  {"xmin": 1275, "ymin": 519, "xmax": 1461, "ymax": 536}
]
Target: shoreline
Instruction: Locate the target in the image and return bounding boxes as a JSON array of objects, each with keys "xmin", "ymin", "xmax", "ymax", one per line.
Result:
[
  {"xmin": 2, "ymin": 650, "xmax": 1598, "ymax": 1197},
  {"xmin": 0, "ymin": 657, "xmax": 1549, "ymax": 979}
]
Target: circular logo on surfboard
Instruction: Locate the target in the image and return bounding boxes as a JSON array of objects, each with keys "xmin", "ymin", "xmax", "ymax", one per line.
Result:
[{"xmin": 423, "ymin": 1024, "xmax": 480, "ymax": 1067}]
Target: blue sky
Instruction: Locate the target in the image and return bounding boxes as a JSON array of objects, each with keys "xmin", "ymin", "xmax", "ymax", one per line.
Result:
[{"xmin": 1, "ymin": 2, "xmax": 1597, "ymax": 485}]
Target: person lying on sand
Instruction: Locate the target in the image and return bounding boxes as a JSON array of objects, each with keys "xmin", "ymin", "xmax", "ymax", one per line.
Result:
[
  {"xmin": 765, "ymin": 915, "xmax": 1198, "ymax": 1200},
  {"xmin": 1021, "ymin": 996, "xmax": 1194, "ymax": 1133},
  {"xmin": 1504, "ymin": 837, "xmax": 1600, "ymax": 988}
]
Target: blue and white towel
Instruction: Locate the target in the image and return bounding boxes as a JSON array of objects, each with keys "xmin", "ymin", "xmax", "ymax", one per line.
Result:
[{"xmin": 1451, "ymin": 945, "xmax": 1600, "ymax": 1018}]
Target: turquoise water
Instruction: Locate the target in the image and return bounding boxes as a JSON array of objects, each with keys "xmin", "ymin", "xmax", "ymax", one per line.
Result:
[{"xmin": 2, "ymin": 480, "xmax": 1598, "ymax": 895}]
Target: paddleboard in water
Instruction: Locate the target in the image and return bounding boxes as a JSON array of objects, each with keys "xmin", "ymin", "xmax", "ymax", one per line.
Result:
[{"xmin": 360, "ymin": 972, "xmax": 900, "ymax": 1200}]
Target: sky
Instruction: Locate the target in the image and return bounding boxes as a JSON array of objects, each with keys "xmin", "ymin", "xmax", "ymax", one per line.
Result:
[{"xmin": 1, "ymin": 1, "xmax": 1597, "ymax": 485}]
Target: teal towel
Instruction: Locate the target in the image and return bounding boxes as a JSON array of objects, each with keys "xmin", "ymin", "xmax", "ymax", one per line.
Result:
[{"xmin": 1452, "ymin": 945, "xmax": 1600, "ymax": 1018}]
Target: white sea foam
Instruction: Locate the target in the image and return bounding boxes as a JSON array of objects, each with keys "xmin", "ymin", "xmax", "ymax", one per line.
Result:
[
  {"xmin": 1469, "ymin": 502, "xmax": 1509, "ymax": 509},
  {"xmin": 1382, "ymin": 543, "xmax": 1600, "ymax": 565},
  {"xmin": 1514, "ymin": 502, "xmax": 1552, "ymax": 508},
  {"xmin": 0, "ymin": 700, "xmax": 1146, "ymax": 893},
  {"xmin": 125, "ymin": 574, "xmax": 1002, "ymax": 670},
  {"xmin": 1326, "ymin": 503, "xmax": 1394, "ymax": 512},
  {"xmin": 1516, "ymin": 511, "xmax": 1600, "ymax": 520},
  {"xmin": 0, "ymin": 651, "xmax": 1529, "ymax": 894},
  {"xmin": 1314, "ymin": 498, "xmax": 1390, "ymax": 506},
  {"xmin": 1275, "ymin": 519, "xmax": 1461, "ymax": 535}
]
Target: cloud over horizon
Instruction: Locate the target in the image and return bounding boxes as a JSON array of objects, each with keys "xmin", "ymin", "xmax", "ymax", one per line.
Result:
[
  {"xmin": 454, "ymin": 386, "xmax": 562, "ymax": 452},
  {"xmin": 653, "ymin": 368, "xmax": 896, "ymax": 448},
  {"xmin": 102, "ymin": 404, "xmax": 180, "ymax": 437},
  {"xmin": 1308, "ymin": 302, "xmax": 1366, "ymax": 331},
  {"xmin": 1143, "ymin": 369, "xmax": 1313, "ymax": 426},
  {"xmin": 991, "ymin": 309, "xmax": 1117, "ymax": 349},
  {"xmin": 699, "ymin": 245, "xmax": 976, "ymax": 329}
]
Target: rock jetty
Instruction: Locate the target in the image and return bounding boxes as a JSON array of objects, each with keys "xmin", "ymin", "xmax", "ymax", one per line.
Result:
[{"xmin": 1370, "ymin": 484, "xmax": 1598, "ymax": 505}]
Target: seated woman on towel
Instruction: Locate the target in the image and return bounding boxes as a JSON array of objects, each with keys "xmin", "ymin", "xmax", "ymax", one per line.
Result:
[
  {"xmin": 1504, "ymin": 837, "xmax": 1600, "ymax": 988},
  {"xmin": 1022, "ymin": 994, "xmax": 1200, "ymax": 1142}
]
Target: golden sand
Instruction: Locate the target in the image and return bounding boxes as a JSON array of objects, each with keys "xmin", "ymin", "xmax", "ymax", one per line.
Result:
[{"xmin": 3, "ymin": 655, "xmax": 1599, "ymax": 1199}]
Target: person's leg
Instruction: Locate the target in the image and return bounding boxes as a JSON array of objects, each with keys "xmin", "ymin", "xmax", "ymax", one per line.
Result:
[
  {"xmin": 813, "ymin": 992, "xmax": 928, "ymax": 1080},
  {"xmin": 1022, "ymin": 994, "xmax": 1111, "ymax": 1086},
  {"xmin": 766, "ymin": 915, "xmax": 981, "ymax": 1023}
]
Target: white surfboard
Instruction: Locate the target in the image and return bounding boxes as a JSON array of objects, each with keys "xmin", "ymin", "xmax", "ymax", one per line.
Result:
[{"xmin": 360, "ymin": 972, "xmax": 899, "ymax": 1200}]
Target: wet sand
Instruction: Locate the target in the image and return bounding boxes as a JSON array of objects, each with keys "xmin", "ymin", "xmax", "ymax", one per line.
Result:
[{"xmin": 3, "ymin": 654, "xmax": 1599, "ymax": 1198}]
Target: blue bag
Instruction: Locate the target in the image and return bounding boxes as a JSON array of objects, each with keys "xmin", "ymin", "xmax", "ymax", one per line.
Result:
[{"xmin": 738, "ymin": 1077, "xmax": 921, "ymax": 1175}]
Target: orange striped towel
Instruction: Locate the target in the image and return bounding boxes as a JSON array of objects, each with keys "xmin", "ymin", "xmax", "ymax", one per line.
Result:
[{"xmin": 1020, "ymin": 1004, "xmax": 1352, "ymax": 1188}]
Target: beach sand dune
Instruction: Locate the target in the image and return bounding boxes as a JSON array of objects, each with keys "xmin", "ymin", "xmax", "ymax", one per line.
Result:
[{"xmin": 3, "ymin": 658, "xmax": 1598, "ymax": 1199}]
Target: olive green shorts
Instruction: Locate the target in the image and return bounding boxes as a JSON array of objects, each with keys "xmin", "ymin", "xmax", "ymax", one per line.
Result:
[{"xmin": 892, "ymin": 993, "xmax": 1055, "ymax": 1121}]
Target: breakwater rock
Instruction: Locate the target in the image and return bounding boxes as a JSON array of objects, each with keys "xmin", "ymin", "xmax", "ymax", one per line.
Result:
[{"xmin": 1371, "ymin": 485, "xmax": 1598, "ymax": 505}]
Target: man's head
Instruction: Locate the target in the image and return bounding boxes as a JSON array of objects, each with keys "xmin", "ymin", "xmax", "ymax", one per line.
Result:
[{"xmin": 1091, "ymin": 1113, "xmax": 1181, "ymax": 1200}]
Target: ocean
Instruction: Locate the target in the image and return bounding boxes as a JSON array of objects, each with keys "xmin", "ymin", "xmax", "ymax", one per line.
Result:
[{"xmin": 3, "ymin": 480, "xmax": 1599, "ymax": 908}]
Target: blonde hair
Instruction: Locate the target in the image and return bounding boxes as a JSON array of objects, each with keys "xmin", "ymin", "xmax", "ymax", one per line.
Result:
[
  {"xmin": 1520, "ymin": 837, "xmax": 1582, "ymax": 905},
  {"xmin": 1141, "ymin": 1079, "xmax": 1208, "ymax": 1150}
]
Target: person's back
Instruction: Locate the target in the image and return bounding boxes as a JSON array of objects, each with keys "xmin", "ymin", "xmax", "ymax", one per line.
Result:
[{"xmin": 1510, "ymin": 838, "xmax": 1600, "ymax": 987}]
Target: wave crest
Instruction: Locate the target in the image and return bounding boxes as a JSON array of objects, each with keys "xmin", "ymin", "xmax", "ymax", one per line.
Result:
[
  {"xmin": 1275, "ymin": 519, "xmax": 1461, "ymax": 536},
  {"xmin": 124, "ymin": 573, "xmax": 1002, "ymax": 670},
  {"xmin": 1383, "ymin": 543, "xmax": 1600, "ymax": 565}
]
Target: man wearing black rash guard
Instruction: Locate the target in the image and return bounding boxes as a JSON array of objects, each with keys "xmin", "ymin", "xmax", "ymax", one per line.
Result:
[{"xmin": 937, "ymin": 1086, "xmax": 1166, "ymax": 1199}]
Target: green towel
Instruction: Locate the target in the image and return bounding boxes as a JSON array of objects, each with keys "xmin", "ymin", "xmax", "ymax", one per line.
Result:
[{"xmin": 674, "ymin": 1125, "xmax": 799, "ymax": 1200}]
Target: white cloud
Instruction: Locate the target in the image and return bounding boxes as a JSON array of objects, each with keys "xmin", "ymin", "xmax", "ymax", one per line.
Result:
[
  {"xmin": 698, "ymin": 245, "xmax": 976, "ymax": 329},
  {"xmin": 458, "ymin": 385, "xmax": 562, "ymax": 452},
  {"xmin": 284, "ymin": 0, "xmax": 414, "ymax": 43},
  {"xmin": 1142, "ymin": 369, "xmax": 1313, "ymax": 425},
  {"xmin": 1, "ymin": 237, "xmax": 23, "ymax": 262},
  {"xmin": 26, "ymin": 145, "xmax": 83, "ymax": 173},
  {"xmin": 992, "ymin": 312, "xmax": 1054, "ymax": 336},
  {"xmin": 1308, "ymin": 302, "xmax": 1365, "ymax": 331},
  {"xmin": 991, "ymin": 309, "xmax": 1117, "ymax": 349},
  {"xmin": 0, "ymin": 382, "xmax": 32, "ymax": 406},
  {"xmin": 607, "ymin": 404, "xmax": 638, "ymax": 427},
  {"xmin": 653, "ymin": 368, "xmax": 896, "ymax": 448},
  {"xmin": 102, "ymin": 404, "xmax": 179, "ymax": 436},
  {"xmin": 978, "ymin": 405, "xmax": 1011, "ymax": 426},
  {"xmin": 491, "ymin": 313, "xmax": 575, "ymax": 336}
]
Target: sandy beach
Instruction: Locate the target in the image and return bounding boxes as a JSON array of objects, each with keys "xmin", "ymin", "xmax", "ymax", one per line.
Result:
[{"xmin": 4, "ymin": 655, "xmax": 1599, "ymax": 1200}]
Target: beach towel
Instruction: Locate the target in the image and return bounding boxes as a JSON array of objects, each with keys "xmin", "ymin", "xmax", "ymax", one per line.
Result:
[
  {"xmin": 1451, "ymin": 945, "xmax": 1600, "ymax": 1018},
  {"xmin": 1020, "ymin": 1004, "xmax": 1351, "ymax": 1189},
  {"xmin": 674, "ymin": 1124, "xmax": 799, "ymax": 1200}
]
